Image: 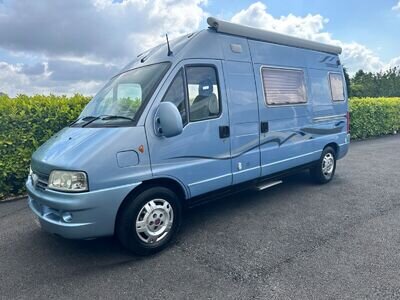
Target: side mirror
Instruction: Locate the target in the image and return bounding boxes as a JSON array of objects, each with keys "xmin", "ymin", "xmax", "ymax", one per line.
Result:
[{"xmin": 155, "ymin": 102, "xmax": 183, "ymax": 138}]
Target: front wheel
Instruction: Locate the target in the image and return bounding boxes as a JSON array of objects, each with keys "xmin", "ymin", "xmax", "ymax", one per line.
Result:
[
  {"xmin": 310, "ymin": 146, "xmax": 336, "ymax": 184},
  {"xmin": 116, "ymin": 186, "xmax": 182, "ymax": 255}
]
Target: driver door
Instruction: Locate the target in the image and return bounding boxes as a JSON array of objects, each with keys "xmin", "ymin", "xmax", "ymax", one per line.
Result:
[{"xmin": 146, "ymin": 60, "xmax": 232, "ymax": 197}]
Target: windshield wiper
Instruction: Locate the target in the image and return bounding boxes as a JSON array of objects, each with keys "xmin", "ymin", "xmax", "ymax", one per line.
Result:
[
  {"xmin": 101, "ymin": 115, "xmax": 135, "ymax": 122},
  {"xmin": 80, "ymin": 115, "xmax": 134, "ymax": 127},
  {"xmin": 70, "ymin": 115, "xmax": 97, "ymax": 126},
  {"xmin": 81, "ymin": 115, "xmax": 105, "ymax": 127}
]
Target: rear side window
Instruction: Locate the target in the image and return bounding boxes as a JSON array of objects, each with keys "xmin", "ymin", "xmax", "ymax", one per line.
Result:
[
  {"xmin": 261, "ymin": 67, "xmax": 307, "ymax": 105},
  {"xmin": 329, "ymin": 73, "xmax": 345, "ymax": 101}
]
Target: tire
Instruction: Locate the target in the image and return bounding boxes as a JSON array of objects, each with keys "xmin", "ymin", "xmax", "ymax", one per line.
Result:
[
  {"xmin": 116, "ymin": 186, "xmax": 182, "ymax": 256},
  {"xmin": 310, "ymin": 146, "xmax": 337, "ymax": 184}
]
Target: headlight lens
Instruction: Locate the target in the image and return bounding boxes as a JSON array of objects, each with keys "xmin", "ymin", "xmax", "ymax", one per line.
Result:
[{"xmin": 48, "ymin": 170, "xmax": 88, "ymax": 192}]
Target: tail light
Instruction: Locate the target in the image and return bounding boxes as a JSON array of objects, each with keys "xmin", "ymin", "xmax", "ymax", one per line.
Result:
[{"xmin": 346, "ymin": 112, "xmax": 350, "ymax": 133}]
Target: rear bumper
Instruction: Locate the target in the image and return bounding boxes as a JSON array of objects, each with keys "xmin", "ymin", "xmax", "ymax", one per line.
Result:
[
  {"xmin": 337, "ymin": 133, "xmax": 350, "ymax": 160},
  {"xmin": 26, "ymin": 179, "xmax": 141, "ymax": 239}
]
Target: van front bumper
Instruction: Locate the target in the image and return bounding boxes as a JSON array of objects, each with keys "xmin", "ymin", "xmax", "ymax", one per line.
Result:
[{"xmin": 26, "ymin": 179, "xmax": 141, "ymax": 239}]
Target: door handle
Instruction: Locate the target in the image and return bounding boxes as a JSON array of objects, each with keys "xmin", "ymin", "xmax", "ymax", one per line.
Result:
[
  {"xmin": 261, "ymin": 121, "xmax": 269, "ymax": 133},
  {"xmin": 219, "ymin": 126, "xmax": 230, "ymax": 138}
]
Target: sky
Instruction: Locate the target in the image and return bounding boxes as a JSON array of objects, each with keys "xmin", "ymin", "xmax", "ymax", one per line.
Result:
[{"xmin": 0, "ymin": 0, "xmax": 399, "ymax": 96}]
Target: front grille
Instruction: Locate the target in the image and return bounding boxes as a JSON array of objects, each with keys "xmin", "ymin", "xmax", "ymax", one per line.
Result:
[{"xmin": 32, "ymin": 171, "xmax": 49, "ymax": 191}]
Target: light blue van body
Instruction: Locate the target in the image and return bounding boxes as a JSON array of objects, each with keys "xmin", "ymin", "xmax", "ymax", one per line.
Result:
[{"xmin": 27, "ymin": 19, "xmax": 350, "ymax": 239}]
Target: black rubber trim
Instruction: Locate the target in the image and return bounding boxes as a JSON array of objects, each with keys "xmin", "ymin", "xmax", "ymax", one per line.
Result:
[{"xmin": 188, "ymin": 161, "xmax": 317, "ymax": 208}]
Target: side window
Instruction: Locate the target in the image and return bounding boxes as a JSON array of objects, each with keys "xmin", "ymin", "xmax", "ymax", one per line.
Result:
[
  {"xmin": 162, "ymin": 69, "xmax": 187, "ymax": 124},
  {"xmin": 186, "ymin": 66, "xmax": 220, "ymax": 122},
  {"xmin": 261, "ymin": 67, "xmax": 307, "ymax": 105},
  {"xmin": 329, "ymin": 73, "xmax": 345, "ymax": 101}
]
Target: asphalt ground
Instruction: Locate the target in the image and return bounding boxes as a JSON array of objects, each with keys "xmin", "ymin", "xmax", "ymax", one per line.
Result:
[{"xmin": 0, "ymin": 135, "xmax": 399, "ymax": 299}]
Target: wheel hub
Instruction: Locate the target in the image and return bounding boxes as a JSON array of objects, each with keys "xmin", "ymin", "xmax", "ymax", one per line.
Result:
[
  {"xmin": 322, "ymin": 153, "xmax": 335, "ymax": 177},
  {"xmin": 135, "ymin": 199, "xmax": 174, "ymax": 244}
]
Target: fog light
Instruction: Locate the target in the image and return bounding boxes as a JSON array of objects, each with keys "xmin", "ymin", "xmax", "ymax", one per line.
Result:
[{"xmin": 62, "ymin": 212, "xmax": 73, "ymax": 223}]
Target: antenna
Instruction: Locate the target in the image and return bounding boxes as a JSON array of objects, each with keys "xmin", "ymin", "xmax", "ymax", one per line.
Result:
[{"xmin": 166, "ymin": 34, "xmax": 173, "ymax": 56}]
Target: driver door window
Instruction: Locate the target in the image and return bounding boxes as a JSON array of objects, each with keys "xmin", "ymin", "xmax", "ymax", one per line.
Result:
[
  {"xmin": 162, "ymin": 65, "xmax": 221, "ymax": 125},
  {"xmin": 162, "ymin": 69, "xmax": 187, "ymax": 125}
]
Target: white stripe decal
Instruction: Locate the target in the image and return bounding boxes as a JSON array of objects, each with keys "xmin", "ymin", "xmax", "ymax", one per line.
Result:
[
  {"xmin": 188, "ymin": 145, "xmax": 348, "ymax": 187},
  {"xmin": 188, "ymin": 173, "xmax": 232, "ymax": 187},
  {"xmin": 233, "ymin": 166, "xmax": 260, "ymax": 175},
  {"xmin": 262, "ymin": 150, "xmax": 322, "ymax": 168}
]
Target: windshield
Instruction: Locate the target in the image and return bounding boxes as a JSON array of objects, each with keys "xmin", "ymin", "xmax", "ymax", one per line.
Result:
[{"xmin": 75, "ymin": 62, "xmax": 170, "ymax": 127}]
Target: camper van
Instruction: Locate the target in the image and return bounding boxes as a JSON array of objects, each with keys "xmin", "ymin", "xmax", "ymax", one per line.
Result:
[{"xmin": 27, "ymin": 17, "xmax": 350, "ymax": 255}]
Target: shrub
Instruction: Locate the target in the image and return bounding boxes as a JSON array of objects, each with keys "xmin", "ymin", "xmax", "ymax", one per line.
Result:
[
  {"xmin": 0, "ymin": 94, "xmax": 90, "ymax": 198},
  {"xmin": 349, "ymin": 97, "xmax": 400, "ymax": 139},
  {"xmin": 0, "ymin": 95, "xmax": 399, "ymax": 199}
]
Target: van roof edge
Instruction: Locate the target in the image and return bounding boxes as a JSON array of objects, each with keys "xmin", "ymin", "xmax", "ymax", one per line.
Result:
[{"xmin": 207, "ymin": 17, "xmax": 342, "ymax": 55}]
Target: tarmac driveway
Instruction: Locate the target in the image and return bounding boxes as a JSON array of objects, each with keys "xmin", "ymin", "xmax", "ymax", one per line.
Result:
[{"xmin": 0, "ymin": 135, "xmax": 399, "ymax": 299}]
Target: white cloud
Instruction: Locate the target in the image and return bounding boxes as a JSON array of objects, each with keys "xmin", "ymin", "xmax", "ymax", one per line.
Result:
[
  {"xmin": 393, "ymin": 1, "xmax": 400, "ymax": 11},
  {"xmin": 0, "ymin": 0, "xmax": 207, "ymax": 62},
  {"xmin": 341, "ymin": 43, "xmax": 385, "ymax": 73},
  {"xmin": 0, "ymin": 0, "xmax": 399, "ymax": 96},
  {"xmin": 0, "ymin": 60, "xmax": 105, "ymax": 96},
  {"xmin": 0, "ymin": 62, "xmax": 31, "ymax": 96},
  {"xmin": 232, "ymin": 2, "xmax": 333, "ymax": 44},
  {"xmin": 0, "ymin": 0, "xmax": 207, "ymax": 95},
  {"xmin": 388, "ymin": 56, "xmax": 400, "ymax": 69},
  {"xmin": 230, "ymin": 2, "xmax": 392, "ymax": 74}
]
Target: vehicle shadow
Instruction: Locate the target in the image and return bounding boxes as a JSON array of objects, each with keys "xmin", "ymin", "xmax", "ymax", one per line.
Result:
[
  {"xmin": 25, "ymin": 170, "xmax": 314, "ymax": 261},
  {"xmin": 180, "ymin": 170, "xmax": 314, "ymax": 234}
]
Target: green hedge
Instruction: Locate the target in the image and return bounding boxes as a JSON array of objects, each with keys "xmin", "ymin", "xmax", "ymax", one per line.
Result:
[
  {"xmin": 0, "ymin": 95, "xmax": 399, "ymax": 199},
  {"xmin": 0, "ymin": 94, "xmax": 90, "ymax": 198},
  {"xmin": 350, "ymin": 97, "xmax": 400, "ymax": 139}
]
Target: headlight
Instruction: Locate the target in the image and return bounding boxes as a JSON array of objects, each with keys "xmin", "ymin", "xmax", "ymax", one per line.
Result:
[{"xmin": 48, "ymin": 170, "xmax": 88, "ymax": 192}]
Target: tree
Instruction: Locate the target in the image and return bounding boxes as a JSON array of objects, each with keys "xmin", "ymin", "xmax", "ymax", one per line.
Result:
[
  {"xmin": 350, "ymin": 67, "xmax": 400, "ymax": 97},
  {"xmin": 343, "ymin": 67, "xmax": 351, "ymax": 97}
]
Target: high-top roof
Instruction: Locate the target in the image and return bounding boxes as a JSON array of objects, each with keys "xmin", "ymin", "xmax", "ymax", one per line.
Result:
[{"xmin": 207, "ymin": 17, "xmax": 342, "ymax": 55}]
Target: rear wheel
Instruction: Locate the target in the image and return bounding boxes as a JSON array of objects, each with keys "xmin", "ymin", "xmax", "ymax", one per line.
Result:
[
  {"xmin": 116, "ymin": 186, "xmax": 182, "ymax": 255},
  {"xmin": 310, "ymin": 146, "xmax": 336, "ymax": 184}
]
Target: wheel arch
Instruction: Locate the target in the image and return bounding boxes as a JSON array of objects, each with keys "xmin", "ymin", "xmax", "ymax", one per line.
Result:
[
  {"xmin": 324, "ymin": 142, "xmax": 339, "ymax": 155},
  {"xmin": 115, "ymin": 177, "xmax": 189, "ymax": 233}
]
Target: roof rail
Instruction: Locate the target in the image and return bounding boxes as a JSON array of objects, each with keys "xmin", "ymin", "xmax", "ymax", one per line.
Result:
[{"xmin": 207, "ymin": 17, "xmax": 342, "ymax": 55}]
